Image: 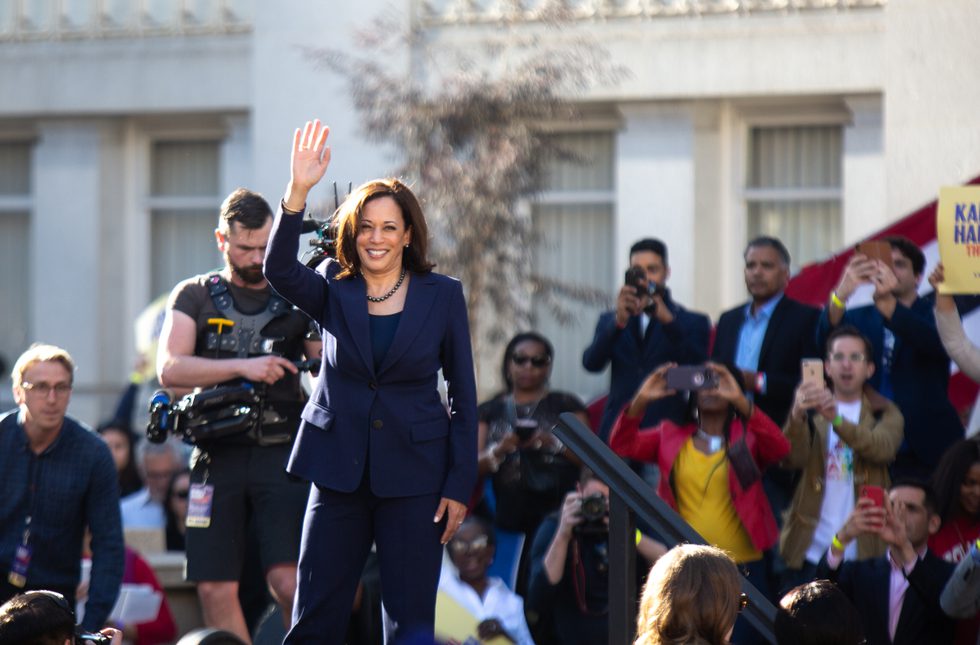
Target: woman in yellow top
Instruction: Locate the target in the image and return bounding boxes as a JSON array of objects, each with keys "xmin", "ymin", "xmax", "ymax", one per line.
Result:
[{"xmin": 610, "ymin": 362, "xmax": 790, "ymax": 641}]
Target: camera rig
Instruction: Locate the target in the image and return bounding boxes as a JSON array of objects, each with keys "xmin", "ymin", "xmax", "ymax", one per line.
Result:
[
  {"xmin": 301, "ymin": 181, "xmax": 349, "ymax": 268},
  {"xmin": 146, "ymin": 359, "xmax": 320, "ymax": 445}
]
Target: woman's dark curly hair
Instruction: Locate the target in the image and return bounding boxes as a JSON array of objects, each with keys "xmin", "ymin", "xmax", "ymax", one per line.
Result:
[{"xmin": 931, "ymin": 438, "xmax": 980, "ymax": 523}]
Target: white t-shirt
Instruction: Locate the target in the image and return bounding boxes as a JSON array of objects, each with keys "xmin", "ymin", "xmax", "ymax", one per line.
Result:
[{"xmin": 805, "ymin": 399, "xmax": 862, "ymax": 565}]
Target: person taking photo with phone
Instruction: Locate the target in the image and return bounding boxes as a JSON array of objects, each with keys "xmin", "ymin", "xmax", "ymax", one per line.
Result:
[
  {"xmin": 475, "ymin": 331, "xmax": 588, "ymax": 597},
  {"xmin": 609, "ymin": 361, "xmax": 790, "ymax": 643},
  {"xmin": 779, "ymin": 325, "xmax": 904, "ymax": 593},
  {"xmin": 821, "ymin": 480, "xmax": 955, "ymax": 645},
  {"xmin": 819, "ymin": 236, "xmax": 962, "ymax": 480}
]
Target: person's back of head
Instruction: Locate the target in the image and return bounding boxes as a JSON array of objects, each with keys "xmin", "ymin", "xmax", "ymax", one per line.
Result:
[
  {"xmin": 0, "ymin": 591, "xmax": 76, "ymax": 645},
  {"xmin": 775, "ymin": 579, "xmax": 864, "ymax": 645},
  {"xmin": 635, "ymin": 544, "xmax": 741, "ymax": 645}
]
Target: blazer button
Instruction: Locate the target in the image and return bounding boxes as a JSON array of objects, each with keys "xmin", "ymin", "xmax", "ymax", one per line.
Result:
[
  {"xmin": 369, "ymin": 381, "xmax": 378, "ymax": 390},
  {"xmin": 372, "ymin": 419, "xmax": 383, "ymax": 429}
]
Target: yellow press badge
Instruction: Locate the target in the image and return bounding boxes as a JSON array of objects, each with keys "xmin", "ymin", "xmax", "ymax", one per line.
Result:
[{"xmin": 937, "ymin": 186, "xmax": 980, "ymax": 294}]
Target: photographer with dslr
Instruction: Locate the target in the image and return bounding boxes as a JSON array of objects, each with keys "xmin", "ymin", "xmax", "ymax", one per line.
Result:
[
  {"xmin": 0, "ymin": 590, "xmax": 120, "ymax": 645},
  {"xmin": 156, "ymin": 187, "xmax": 321, "ymax": 641},
  {"xmin": 525, "ymin": 469, "xmax": 665, "ymax": 645},
  {"xmin": 583, "ymin": 239, "xmax": 710, "ymax": 443}
]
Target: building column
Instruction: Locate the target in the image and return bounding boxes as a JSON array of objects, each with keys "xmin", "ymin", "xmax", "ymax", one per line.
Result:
[{"xmin": 615, "ymin": 102, "xmax": 696, "ymax": 304}]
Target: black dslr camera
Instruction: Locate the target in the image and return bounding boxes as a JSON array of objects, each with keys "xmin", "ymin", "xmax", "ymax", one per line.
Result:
[
  {"xmin": 624, "ymin": 266, "xmax": 661, "ymax": 314},
  {"xmin": 575, "ymin": 493, "xmax": 609, "ymax": 537}
]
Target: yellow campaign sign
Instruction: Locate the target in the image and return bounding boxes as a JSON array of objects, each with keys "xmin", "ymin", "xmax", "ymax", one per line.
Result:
[{"xmin": 937, "ymin": 186, "xmax": 980, "ymax": 294}]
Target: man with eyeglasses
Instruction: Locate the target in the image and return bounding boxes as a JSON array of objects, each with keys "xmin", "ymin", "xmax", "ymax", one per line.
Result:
[
  {"xmin": 583, "ymin": 238, "xmax": 710, "ymax": 442},
  {"xmin": 819, "ymin": 235, "xmax": 962, "ymax": 480},
  {"xmin": 778, "ymin": 325, "xmax": 904, "ymax": 593},
  {"xmin": 820, "ymin": 480, "xmax": 955, "ymax": 645},
  {"xmin": 0, "ymin": 344, "xmax": 124, "ymax": 632},
  {"xmin": 436, "ymin": 517, "xmax": 533, "ymax": 645}
]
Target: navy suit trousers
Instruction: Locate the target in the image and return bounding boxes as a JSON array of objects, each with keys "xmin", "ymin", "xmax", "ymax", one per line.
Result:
[{"xmin": 285, "ymin": 480, "xmax": 444, "ymax": 644}]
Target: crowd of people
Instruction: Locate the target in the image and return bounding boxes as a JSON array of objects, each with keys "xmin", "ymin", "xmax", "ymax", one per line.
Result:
[{"xmin": 2, "ymin": 118, "xmax": 980, "ymax": 645}]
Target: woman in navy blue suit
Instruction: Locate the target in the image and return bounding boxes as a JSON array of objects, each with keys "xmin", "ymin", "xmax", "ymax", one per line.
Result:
[{"xmin": 264, "ymin": 120, "xmax": 478, "ymax": 643}]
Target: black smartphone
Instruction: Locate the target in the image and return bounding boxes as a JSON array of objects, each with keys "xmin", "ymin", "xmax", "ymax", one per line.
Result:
[
  {"xmin": 665, "ymin": 365, "xmax": 718, "ymax": 391},
  {"xmin": 513, "ymin": 418, "xmax": 538, "ymax": 441}
]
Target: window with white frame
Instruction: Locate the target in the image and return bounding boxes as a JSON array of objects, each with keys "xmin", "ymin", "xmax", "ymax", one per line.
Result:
[
  {"xmin": 0, "ymin": 141, "xmax": 32, "ymax": 388},
  {"xmin": 149, "ymin": 140, "xmax": 222, "ymax": 298},
  {"xmin": 745, "ymin": 125, "xmax": 842, "ymax": 268},
  {"xmin": 532, "ymin": 131, "xmax": 615, "ymax": 402}
]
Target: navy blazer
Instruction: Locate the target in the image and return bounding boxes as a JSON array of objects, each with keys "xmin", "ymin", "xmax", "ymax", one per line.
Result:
[
  {"xmin": 816, "ymin": 298, "xmax": 963, "ymax": 471},
  {"xmin": 820, "ymin": 550, "xmax": 955, "ymax": 645},
  {"xmin": 711, "ymin": 295, "xmax": 820, "ymax": 428},
  {"xmin": 263, "ymin": 209, "xmax": 478, "ymax": 503},
  {"xmin": 582, "ymin": 294, "xmax": 710, "ymax": 441}
]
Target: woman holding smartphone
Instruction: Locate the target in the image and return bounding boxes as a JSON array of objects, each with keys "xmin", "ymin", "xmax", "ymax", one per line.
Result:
[{"xmin": 610, "ymin": 362, "xmax": 789, "ymax": 643}]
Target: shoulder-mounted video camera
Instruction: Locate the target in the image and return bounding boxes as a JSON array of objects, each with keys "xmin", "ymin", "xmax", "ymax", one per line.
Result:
[{"xmin": 146, "ymin": 359, "xmax": 320, "ymax": 445}]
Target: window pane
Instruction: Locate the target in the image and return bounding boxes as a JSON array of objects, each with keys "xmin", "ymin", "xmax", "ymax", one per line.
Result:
[
  {"xmin": 151, "ymin": 209, "xmax": 222, "ymax": 298},
  {"xmin": 543, "ymin": 132, "xmax": 615, "ymax": 192},
  {"xmin": 532, "ymin": 202, "xmax": 613, "ymax": 402},
  {"xmin": 747, "ymin": 200, "xmax": 841, "ymax": 267},
  {"xmin": 0, "ymin": 143, "xmax": 31, "ymax": 195},
  {"xmin": 748, "ymin": 126, "xmax": 841, "ymax": 189},
  {"xmin": 0, "ymin": 212, "xmax": 31, "ymax": 387},
  {"xmin": 151, "ymin": 141, "xmax": 220, "ymax": 197}
]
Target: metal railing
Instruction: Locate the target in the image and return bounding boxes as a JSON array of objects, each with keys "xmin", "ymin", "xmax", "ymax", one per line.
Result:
[{"xmin": 553, "ymin": 411, "xmax": 777, "ymax": 644}]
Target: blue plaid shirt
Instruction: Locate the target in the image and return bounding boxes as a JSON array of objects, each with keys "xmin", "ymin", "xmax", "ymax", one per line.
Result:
[{"xmin": 0, "ymin": 409, "xmax": 124, "ymax": 630}]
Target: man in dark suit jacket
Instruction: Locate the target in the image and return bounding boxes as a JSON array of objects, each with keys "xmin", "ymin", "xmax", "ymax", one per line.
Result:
[
  {"xmin": 817, "ymin": 236, "xmax": 962, "ymax": 480},
  {"xmin": 583, "ymin": 238, "xmax": 710, "ymax": 442},
  {"xmin": 711, "ymin": 237, "xmax": 820, "ymax": 529},
  {"xmin": 821, "ymin": 481, "xmax": 955, "ymax": 645},
  {"xmin": 711, "ymin": 236, "xmax": 821, "ymax": 429}
]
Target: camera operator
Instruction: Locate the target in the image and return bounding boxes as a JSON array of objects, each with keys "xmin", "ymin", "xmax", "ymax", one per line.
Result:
[
  {"xmin": 0, "ymin": 590, "xmax": 121, "ymax": 645},
  {"xmin": 582, "ymin": 239, "xmax": 709, "ymax": 443},
  {"xmin": 156, "ymin": 188, "xmax": 321, "ymax": 641},
  {"xmin": 525, "ymin": 469, "xmax": 665, "ymax": 645}
]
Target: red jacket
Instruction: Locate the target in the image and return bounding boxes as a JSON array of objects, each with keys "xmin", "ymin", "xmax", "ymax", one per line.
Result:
[{"xmin": 609, "ymin": 406, "xmax": 789, "ymax": 552}]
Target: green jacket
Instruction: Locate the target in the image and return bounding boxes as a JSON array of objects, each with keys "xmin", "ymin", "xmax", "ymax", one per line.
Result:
[{"xmin": 779, "ymin": 394, "xmax": 904, "ymax": 569}]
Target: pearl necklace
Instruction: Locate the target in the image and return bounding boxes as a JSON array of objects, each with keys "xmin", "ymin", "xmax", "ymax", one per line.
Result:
[{"xmin": 366, "ymin": 269, "xmax": 406, "ymax": 303}]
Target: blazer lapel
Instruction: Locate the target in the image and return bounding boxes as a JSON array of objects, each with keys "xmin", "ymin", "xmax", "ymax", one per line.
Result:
[
  {"xmin": 872, "ymin": 557, "xmax": 894, "ymax": 641},
  {"xmin": 377, "ymin": 272, "xmax": 438, "ymax": 375},
  {"xmin": 335, "ymin": 275, "xmax": 375, "ymax": 375},
  {"xmin": 757, "ymin": 297, "xmax": 788, "ymax": 367}
]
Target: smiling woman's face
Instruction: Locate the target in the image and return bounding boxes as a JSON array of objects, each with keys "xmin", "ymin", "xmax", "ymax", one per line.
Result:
[{"xmin": 355, "ymin": 196, "xmax": 412, "ymax": 277}]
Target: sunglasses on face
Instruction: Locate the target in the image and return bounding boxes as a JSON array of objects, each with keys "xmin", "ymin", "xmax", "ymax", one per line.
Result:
[
  {"xmin": 511, "ymin": 354, "xmax": 551, "ymax": 368},
  {"xmin": 448, "ymin": 535, "xmax": 490, "ymax": 556}
]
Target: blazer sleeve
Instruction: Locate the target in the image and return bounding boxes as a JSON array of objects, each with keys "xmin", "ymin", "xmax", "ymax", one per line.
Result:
[
  {"xmin": 886, "ymin": 300, "xmax": 948, "ymax": 358},
  {"xmin": 582, "ymin": 312, "xmax": 621, "ymax": 372},
  {"xmin": 781, "ymin": 414, "xmax": 814, "ymax": 470},
  {"xmin": 263, "ymin": 204, "xmax": 328, "ymax": 319},
  {"xmin": 439, "ymin": 279, "xmax": 479, "ymax": 503},
  {"xmin": 834, "ymin": 400, "xmax": 904, "ymax": 464}
]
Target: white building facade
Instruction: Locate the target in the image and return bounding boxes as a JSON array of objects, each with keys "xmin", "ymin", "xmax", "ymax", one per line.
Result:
[{"xmin": 1, "ymin": 0, "xmax": 978, "ymax": 419}]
